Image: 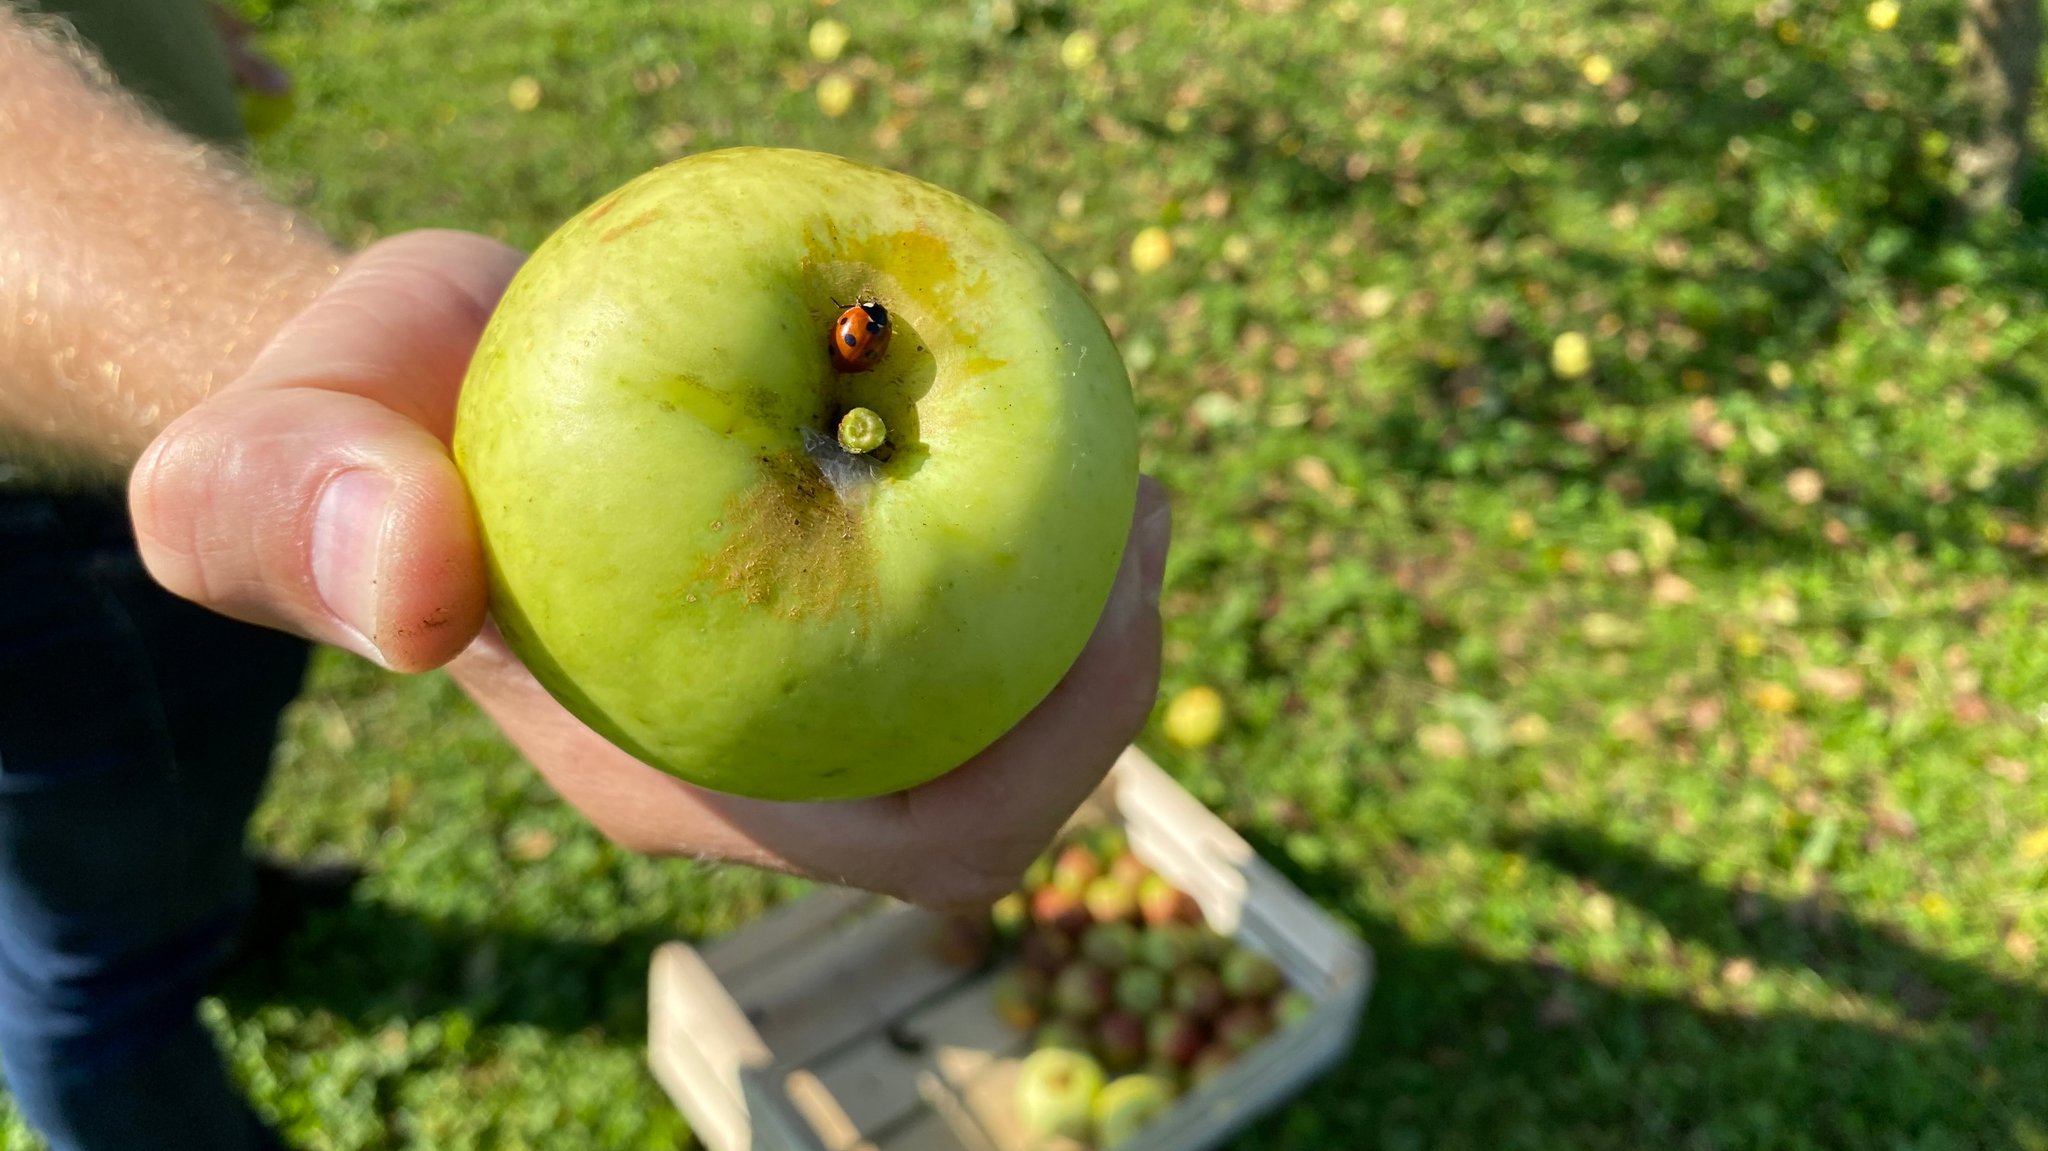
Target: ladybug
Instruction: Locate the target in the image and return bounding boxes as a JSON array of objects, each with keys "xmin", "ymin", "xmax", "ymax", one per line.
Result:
[{"xmin": 830, "ymin": 298, "xmax": 891, "ymax": 372}]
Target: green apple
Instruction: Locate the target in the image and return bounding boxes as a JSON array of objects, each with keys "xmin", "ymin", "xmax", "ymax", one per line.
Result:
[
  {"xmin": 1091, "ymin": 1072, "xmax": 1177, "ymax": 1147},
  {"xmin": 452, "ymin": 148, "xmax": 1138, "ymax": 800},
  {"xmin": 1016, "ymin": 1047, "xmax": 1106, "ymax": 1141}
]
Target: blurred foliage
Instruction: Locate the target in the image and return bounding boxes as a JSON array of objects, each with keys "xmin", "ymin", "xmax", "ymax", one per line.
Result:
[{"xmin": 8, "ymin": 0, "xmax": 2048, "ymax": 1148}]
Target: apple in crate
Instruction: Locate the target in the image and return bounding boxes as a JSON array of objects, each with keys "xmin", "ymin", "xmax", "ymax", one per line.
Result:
[
  {"xmin": 1095, "ymin": 1009, "xmax": 1148, "ymax": 1073},
  {"xmin": 1169, "ymin": 964, "xmax": 1227, "ymax": 1019},
  {"xmin": 1137, "ymin": 874, "xmax": 1202, "ymax": 927},
  {"xmin": 1020, "ymin": 925, "xmax": 1078, "ymax": 976},
  {"xmin": 1083, "ymin": 875, "xmax": 1140, "ymax": 925},
  {"xmin": 1113, "ymin": 965, "xmax": 1166, "ymax": 1015},
  {"xmin": 1215, "ymin": 1002, "xmax": 1274, "ymax": 1054},
  {"xmin": 1016, "ymin": 1047, "xmax": 1107, "ymax": 1143},
  {"xmin": 1092, "ymin": 1073, "xmax": 1177, "ymax": 1148},
  {"xmin": 1080, "ymin": 921, "xmax": 1141, "ymax": 969},
  {"xmin": 1220, "ymin": 945, "xmax": 1285, "ymax": 1001},
  {"xmin": 1138, "ymin": 922, "xmax": 1197, "ymax": 971},
  {"xmin": 1146, "ymin": 1009, "xmax": 1208, "ymax": 1068},
  {"xmin": 1052, "ymin": 961, "xmax": 1115, "ymax": 1021}
]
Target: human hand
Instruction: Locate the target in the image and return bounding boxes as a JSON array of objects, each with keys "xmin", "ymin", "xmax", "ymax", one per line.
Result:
[{"xmin": 128, "ymin": 229, "xmax": 1170, "ymax": 910}]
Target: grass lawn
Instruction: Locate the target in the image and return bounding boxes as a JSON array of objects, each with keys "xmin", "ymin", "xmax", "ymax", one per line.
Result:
[{"xmin": 8, "ymin": 0, "xmax": 2048, "ymax": 1147}]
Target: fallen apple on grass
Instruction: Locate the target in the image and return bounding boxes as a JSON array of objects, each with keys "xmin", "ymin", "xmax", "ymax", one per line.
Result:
[{"xmin": 453, "ymin": 147, "xmax": 1139, "ymax": 801}]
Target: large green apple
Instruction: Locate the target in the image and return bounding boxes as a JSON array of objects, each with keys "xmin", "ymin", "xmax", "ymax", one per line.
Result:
[{"xmin": 451, "ymin": 148, "xmax": 1138, "ymax": 801}]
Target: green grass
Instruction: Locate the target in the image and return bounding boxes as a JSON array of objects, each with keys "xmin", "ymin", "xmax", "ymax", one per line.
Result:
[{"xmin": 9, "ymin": 0, "xmax": 2048, "ymax": 1147}]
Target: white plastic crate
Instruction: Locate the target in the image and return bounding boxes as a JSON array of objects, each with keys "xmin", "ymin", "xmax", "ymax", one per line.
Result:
[{"xmin": 647, "ymin": 745, "xmax": 1373, "ymax": 1151}]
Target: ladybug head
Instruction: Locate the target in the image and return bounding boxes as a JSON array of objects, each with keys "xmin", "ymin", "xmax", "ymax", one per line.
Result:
[{"xmin": 856, "ymin": 300, "xmax": 890, "ymax": 328}]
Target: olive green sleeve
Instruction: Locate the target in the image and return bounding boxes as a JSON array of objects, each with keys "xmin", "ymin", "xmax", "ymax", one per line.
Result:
[{"xmin": 35, "ymin": 0, "xmax": 246, "ymax": 146}]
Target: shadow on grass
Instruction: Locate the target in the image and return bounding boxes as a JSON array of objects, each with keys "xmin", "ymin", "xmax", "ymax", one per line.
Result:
[
  {"xmin": 212, "ymin": 820, "xmax": 2046, "ymax": 1147},
  {"xmin": 1228, "ymin": 821, "xmax": 2044, "ymax": 1149},
  {"xmin": 213, "ymin": 904, "xmax": 679, "ymax": 1041}
]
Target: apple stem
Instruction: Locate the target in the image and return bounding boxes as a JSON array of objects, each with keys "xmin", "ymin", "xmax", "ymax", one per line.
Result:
[{"xmin": 837, "ymin": 407, "xmax": 887, "ymax": 454}]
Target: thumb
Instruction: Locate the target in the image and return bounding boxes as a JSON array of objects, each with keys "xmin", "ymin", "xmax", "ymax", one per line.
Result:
[{"xmin": 128, "ymin": 230, "xmax": 525, "ymax": 672}]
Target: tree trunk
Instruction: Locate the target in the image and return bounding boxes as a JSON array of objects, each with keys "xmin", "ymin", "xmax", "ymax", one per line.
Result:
[{"xmin": 1954, "ymin": 0, "xmax": 2044, "ymax": 217}]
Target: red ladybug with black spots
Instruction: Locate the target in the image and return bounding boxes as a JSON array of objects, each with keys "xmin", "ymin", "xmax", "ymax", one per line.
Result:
[{"xmin": 830, "ymin": 298, "xmax": 891, "ymax": 372}]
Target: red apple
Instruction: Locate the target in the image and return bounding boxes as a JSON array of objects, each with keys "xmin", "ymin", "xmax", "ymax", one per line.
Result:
[
  {"xmin": 1169, "ymin": 964, "xmax": 1227, "ymax": 1019},
  {"xmin": 1108, "ymin": 850, "xmax": 1152, "ymax": 888},
  {"xmin": 1137, "ymin": 874, "xmax": 1201, "ymax": 927},
  {"xmin": 1052, "ymin": 961, "xmax": 1115, "ymax": 1021},
  {"xmin": 1021, "ymin": 926, "xmax": 1078, "ymax": 976},
  {"xmin": 1031, "ymin": 885, "xmax": 1092, "ymax": 935},
  {"xmin": 1215, "ymin": 1002, "xmax": 1273, "ymax": 1053},
  {"xmin": 1145, "ymin": 1010, "xmax": 1208, "ymax": 1068},
  {"xmin": 1095, "ymin": 1009, "xmax": 1147, "ymax": 1073},
  {"xmin": 1051, "ymin": 844, "xmax": 1103, "ymax": 894}
]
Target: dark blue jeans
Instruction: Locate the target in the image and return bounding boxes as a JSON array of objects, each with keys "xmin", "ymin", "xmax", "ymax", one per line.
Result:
[{"xmin": 0, "ymin": 487, "xmax": 307, "ymax": 1151}]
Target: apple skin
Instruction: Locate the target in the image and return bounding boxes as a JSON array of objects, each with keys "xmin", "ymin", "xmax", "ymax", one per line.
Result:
[
  {"xmin": 1219, "ymin": 945, "xmax": 1285, "ymax": 1001},
  {"xmin": 1146, "ymin": 1010, "xmax": 1207, "ymax": 1068},
  {"xmin": 1079, "ymin": 921, "xmax": 1141, "ymax": 969},
  {"xmin": 452, "ymin": 147, "xmax": 1138, "ymax": 801},
  {"xmin": 1091, "ymin": 1073, "xmax": 1177, "ymax": 1148},
  {"xmin": 1020, "ymin": 926, "xmax": 1078, "ymax": 976},
  {"xmin": 1095, "ymin": 1009, "xmax": 1148, "ymax": 1072},
  {"xmin": 1051, "ymin": 844, "xmax": 1104, "ymax": 895},
  {"xmin": 1169, "ymin": 965, "xmax": 1227, "ymax": 1019},
  {"xmin": 1016, "ymin": 1047, "xmax": 1106, "ymax": 1141},
  {"xmin": 1052, "ymin": 961, "xmax": 1115, "ymax": 1021},
  {"xmin": 1113, "ymin": 965, "xmax": 1166, "ymax": 1015}
]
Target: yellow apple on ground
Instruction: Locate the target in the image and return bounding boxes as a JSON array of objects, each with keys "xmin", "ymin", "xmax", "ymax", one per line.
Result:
[{"xmin": 452, "ymin": 147, "xmax": 1138, "ymax": 800}]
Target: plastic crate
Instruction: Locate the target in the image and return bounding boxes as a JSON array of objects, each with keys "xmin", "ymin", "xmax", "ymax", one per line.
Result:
[{"xmin": 647, "ymin": 745, "xmax": 1373, "ymax": 1150}]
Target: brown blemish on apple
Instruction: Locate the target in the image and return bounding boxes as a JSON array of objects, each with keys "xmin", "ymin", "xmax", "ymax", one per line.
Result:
[
  {"xmin": 697, "ymin": 449, "xmax": 877, "ymax": 623},
  {"xmin": 585, "ymin": 190, "xmax": 626, "ymax": 222},
  {"xmin": 602, "ymin": 208, "xmax": 664, "ymax": 244}
]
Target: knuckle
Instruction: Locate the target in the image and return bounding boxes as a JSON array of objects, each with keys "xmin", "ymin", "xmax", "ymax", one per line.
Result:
[{"xmin": 129, "ymin": 414, "xmax": 235, "ymax": 602}]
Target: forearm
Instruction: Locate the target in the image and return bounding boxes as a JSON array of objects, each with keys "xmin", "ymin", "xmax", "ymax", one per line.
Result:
[{"xmin": 0, "ymin": 7, "xmax": 341, "ymax": 487}]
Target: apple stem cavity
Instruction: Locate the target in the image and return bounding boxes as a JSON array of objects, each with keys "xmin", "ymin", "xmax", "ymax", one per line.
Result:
[{"xmin": 837, "ymin": 406, "xmax": 887, "ymax": 454}]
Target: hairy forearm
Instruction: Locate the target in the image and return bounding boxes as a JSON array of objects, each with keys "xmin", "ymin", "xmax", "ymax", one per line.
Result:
[{"xmin": 0, "ymin": 6, "xmax": 341, "ymax": 488}]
